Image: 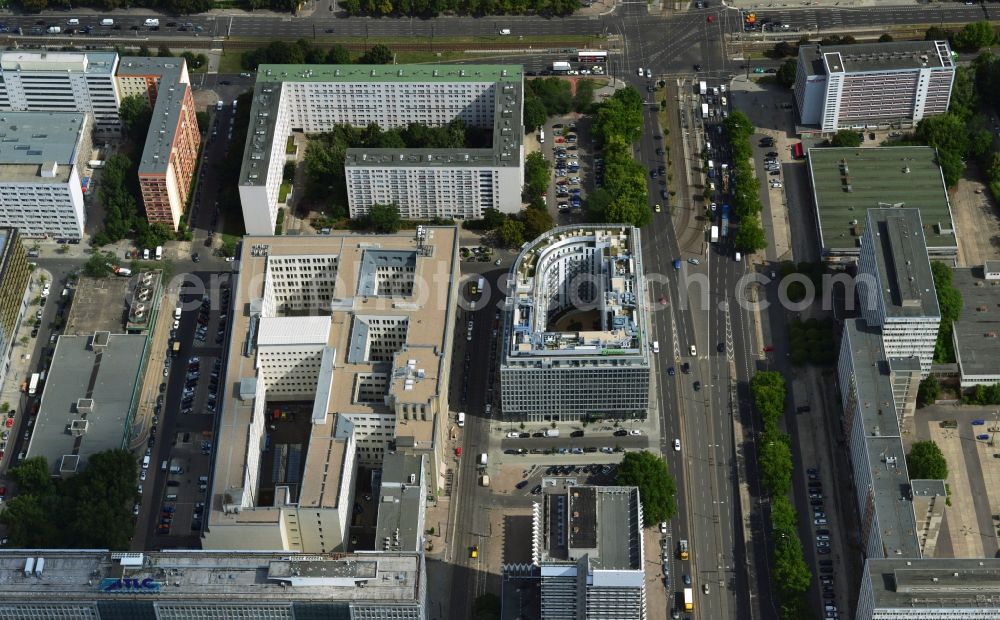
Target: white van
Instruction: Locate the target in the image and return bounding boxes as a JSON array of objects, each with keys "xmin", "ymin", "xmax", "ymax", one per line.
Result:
[
  {"xmin": 142, "ymin": 248, "xmax": 150, "ymax": 260},
  {"xmin": 155, "ymin": 245, "xmax": 163, "ymax": 260},
  {"xmin": 169, "ymin": 465, "xmax": 183, "ymax": 474},
  {"xmin": 173, "ymin": 307, "xmax": 182, "ymax": 320},
  {"xmin": 161, "ymin": 460, "xmax": 168, "ymax": 471},
  {"xmin": 67, "ymin": 18, "xmax": 79, "ymax": 25},
  {"xmin": 479, "ymin": 453, "xmax": 487, "ymax": 467},
  {"xmin": 165, "ymin": 494, "xmax": 177, "ymax": 502},
  {"xmin": 142, "ymin": 456, "xmax": 150, "ymax": 469},
  {"xmin": 144, "ymin": 18, "xmax": 160, "ymax": 27},
  {"xmin": 652, "ymin": 341, "xmax": 660, "ymax": 354},
  {"xmin": 457, "ymin": 412, "xmax": 466, "ymax": 427},
  {"xmin": 101, "ymin": 18, "xmax": 115, "ymax": 26},
  {"xmin": 499, "ymin": 28, "xmax": 511, "ymax": 35},
  {"xmin": 735, "ymin": 252, "xmax": 742, "ymax": 262}
]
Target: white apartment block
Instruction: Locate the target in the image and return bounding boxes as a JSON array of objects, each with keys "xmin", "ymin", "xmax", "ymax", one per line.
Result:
[
  {"xmin": 239, "ymin": 65, "xmax": 524, "ymax": 235},
  {"xmin": 0, "ymin": 51, "xmax": 120, "ymax": 132},
  {"xmin": 0, "ymin": 112, "xmax": 90, "ymax": 239},
  {"xmin": 857, "ymin": 208, "xmax": 940, "ymax": 376},
  {"xmin": 795, "ymin": 40, "xmax": 954, "ymax": 133},
  {"xmin": 207, "ymin": 229, "xmax": 459, "ymax": 553}
]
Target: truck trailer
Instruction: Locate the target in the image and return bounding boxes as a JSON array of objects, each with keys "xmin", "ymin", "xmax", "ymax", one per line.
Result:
[
  {"xmin": 683, "ymin": 588, "xmax": 694, "ymax": 612},
  {"xmin": 711, "ymin": 225, "xmax": 719, "ymax": 243},
  {"xmin": 552, "ymin": 61, "xmax": 572, "ymax": 73},
  {"xmin": 699, "ymin": 80, "xmax": 707, "ymax": 96},
  {"xmin": 701, "ymin": 103, "xmax": 709, "ymax": 119}
]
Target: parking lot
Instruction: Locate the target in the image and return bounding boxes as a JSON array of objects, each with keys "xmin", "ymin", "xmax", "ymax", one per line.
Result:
[{"xmin": 536, "ymin": 115, "xmax": 596, "ymax": 223}]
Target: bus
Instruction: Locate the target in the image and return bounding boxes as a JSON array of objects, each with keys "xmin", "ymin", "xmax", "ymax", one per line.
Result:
[
  {"xmin": 792, "ymin": 142, "xmax": 805, "ymax": 159},
  {"xmin": 577, "ymin": 50, "xmax": 608, "ymax": 64},
  {"xmin": 28, "ymin": 373, "xmax": 40, "ymax": 396}
]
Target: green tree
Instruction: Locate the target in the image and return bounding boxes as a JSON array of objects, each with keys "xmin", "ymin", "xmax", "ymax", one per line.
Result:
[
  {"xmin": 952, "ymin": 20, "xmax": 997, "ymax": 52},
  {"xmin": 359, "ymin": 44, "xmax": 394, "ymax": 64},
  {"xmin": 931, "ymin": 261, "xmax": 962, "ymax": 362},
  {"xmin": 776, "ymin": 59, "xmax": 797, "ymax": 89},
  {"xmin": 830, "ymin": 129, "xmax": 862, "ymax": 147},
  {"xmin": 573, "ymin": 78, "xmax": 596, "ymax": 113},
  {"xmin": 735, "ymin": 215, "xmax": 767, "ymax": 253},
  {"xmin": 524, "ymin": 152, "xmax": 551, "ymax": 198},
  {"xmin": 770, "ymin": 41, "xmax": 796, "ymax": 58},
  {"xmin": 522, "ymin": 204, "xmax": 553, "ymax": 240},
  {"xmin": 759, "ymin": 435, "xmax": 793, "ymax": 496},
  {"xmin": 523, "ymin": 94, "xmax": 548, "ymax": 133},
  {"xmin": 196, "ymin": 111, "xmax": 209, "ymax": 133},
  {"xmin": 326, "ymin": 45, "xmax": 352, "ymax": 64},
  {"xmin": 482, "ymin": 208, "xmax": 506, "ymax": 230},
  {"xmin": 906, "ymin": 440, "xmax": 948, "ymax": 480},
  {"xmin": 615, "ymin": 450, "xmax": 678, "ymax": 525},
  {"xmin": 917, "ymin": 376, "xmax": 940, "ymax": 408},
  {"xmin": 497, "ymin": 218, "xmax": 525, "ymax": 247},
  {"xmin": 83, "ymin": 252, "xmax": 116, "ymax": 277},
  {"xmin": 925, "ymin": 26, "xmax": 950, "ymax": 41},
  {"xmin": 365, "ymin": 203, "xmax": 401, "ymax": 233},
  {"xmin": 0, "ymin": 495, "xmax": 59, "ymax": 548},
  {"xmin": 10, "ymin": 457, "xmax": 55, "ymax": 497},
  {"xmin": 119, "ymin": 95, "xmax": 151, "ymax": 140},
  {"xmin": 878, "ymin": 33, "xmax": 894, "ymax": 43}
]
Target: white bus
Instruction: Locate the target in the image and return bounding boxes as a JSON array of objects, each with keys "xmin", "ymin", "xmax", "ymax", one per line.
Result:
[
  {"xmin": 28, "ymin": 373, "xmax": 40, "ymax": 396},
  {"xmin": 577, "ymin": 50, "xmax": 608, "ymax": 64}
]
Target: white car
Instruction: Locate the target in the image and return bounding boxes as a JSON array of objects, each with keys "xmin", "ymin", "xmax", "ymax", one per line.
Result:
[
  {"xmin": 137, "ymin": 484, "xmax": 143, "ymax": 494},
  {"xmin": 710, "ymin": 202, "xmax": 717, "ymax": 212},
  {"xmin": 771, "ymin": 182, "xmax": 783, "ymax": 188},
  {"xmin": 659, "ymin": 521, "xmax": 667, "ymax": 534},
  {"xmin": 645, "ymin": 68, "xmax": 652, "ymax": 78},
  {"xmin": 172, "ymin": 319, "xmax": 180, "ymax": 329},
  {"xmin": 506, "ymin": 431, "xmax": 519, "ymax": 438},
  {"xmin": 630, "ymin": 429, "xmax": 642, "ymax": 436},
  {"xmin": 674, "ymin": 439, "xmax": 681, "ymax": 451},
  {"xmin": 163, "ymin": 367, "xmax": 169, "ymax": 377},
  {"xmin": 637, "ymin": 68, "xmax": 643, "ymax": 77},
  {"xmin": 687, "ymin": 258, "xmax": 700, "ymax": 265},
  {"xmin": 140, "ymin": 469, "xmax": 147, "ymax": 481},
  {"xmin": 133, "ymin": 503, "xmax": 140, "ymax": 516}
]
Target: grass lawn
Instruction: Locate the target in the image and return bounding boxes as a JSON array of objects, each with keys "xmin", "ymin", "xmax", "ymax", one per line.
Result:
[
  {"xmin": 218, "ymin": 49, "xmax": 245, "ymax": 75},
  {"xmin": 285, "ymin": 136, "xmax": 296, "ymax": 155},
  {"xmin": 279, "ymin": 182, "xmax": 292, "ymax": 203}
]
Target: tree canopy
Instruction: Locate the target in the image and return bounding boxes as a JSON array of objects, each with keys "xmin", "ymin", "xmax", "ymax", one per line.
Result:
[
  {"xmin": 830, "ymin": 129, "xmax": 861, "ymax": 148},
  {"xmin": 497, "ymin": 218, "xmax": 525, "ymax": 247},
  {"xmin": 585, "ymin": 87, "xmax": 650, "ymax": 228},
  {"xmin": 931, "ymin": 261, "xmax": 963, "ymax": 363},
  {"xmin": 775, "ymin": 59, "xmax": 797, "ymax": 89},
  {"xmin": 338, "ymin": 0, "xmax": 581, "ymax": 18},
  {"xmin": 615, "ymin": 450, "xmax": 677, "ymax": 525},
  {"xmin": 365, "ymin": 204, "xmax": 402, "ymax": 233},
  {"xmin": 906, "ymin": 441, "xmax": 948, "ymax": 480},
  {"xmin": 0, "ymin": 450, "xmax": 138, "ymax": 550},
  {"xmin": 952, "ymin": 20, "xmax": 997, "ymax": 52}
]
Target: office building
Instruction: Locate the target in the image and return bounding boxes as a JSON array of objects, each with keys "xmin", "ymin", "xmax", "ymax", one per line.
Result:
[
  {"xmin": 838, "ymin": 319, "xmax": 922, "ymax": 560},
  {"xmin": 0, "ymin": 112, "xmax": 90, "ymax": 239},
  {"xmin": 857, "ymin": 558, "xmax": 1000, "ymax": 620},
  {"xmin": 950, "ymin": 264, "xmax": 1000, "ymax": 387},
  {"xmin": 806, "ymin": 146, "xmax": 957, "ymax": 261},
  {"xmin": 857, "ymin": 208, "xmax": 940, "ymax": 376},
  {"xmin": 503, "ymin": 485, "xmax": 647, "ymax": 620},
  {"xmin": 794, "ymin": 40, "xmax": 955, "ymax": 133},
  {"xmin": 0, "ymin": 51, "xmax": 120, "ymax": 131},
  {"xmin": 0, "ymin": 228, "xmax": 30, "ymax": 391},
  {"xmin": 375, "ymin": 453, "xmax": 427, "ymax": 553},
  {"xmin": 118, "ymin": 57, "xmax": 200, "ymax": 231},
  {"xmin": 500, "ymin": 226, "xmax": 652, "ymax": 421},
  {"xmin": 239, "ymin": 65, "xmax": 524, "ymax": 234},
  {"xmin": 0, "ymin": 549, "xmax": 426, "ymax": 619},
  {"xmin": 28, "ymin": 331, "xmax": 146, "ymax": 476},
  {"xmin": 205, "ymin": 228, "xmax": 459, "ymax": 553}
]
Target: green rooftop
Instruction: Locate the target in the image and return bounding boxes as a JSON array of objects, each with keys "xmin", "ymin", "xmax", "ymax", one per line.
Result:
[
  {"xmin": 256, "ymin": 64, "xmax": 523, "ymax": 84},
  {"xmin": 807, "ymin": 146, "xmax": 956, "ymax": 258}
]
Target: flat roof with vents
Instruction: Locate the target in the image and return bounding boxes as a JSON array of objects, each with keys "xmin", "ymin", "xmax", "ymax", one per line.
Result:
[
  {"xmin": 865, "ymin": 208, "xmax": 939, "ymax": 320},
  {"xmin": 0, "ymin": 50, "xmax": 117, "ymax": 75},
  {"xmin": 807, "ymin": 147, "xmax": 957, "ymax": 258},
  {"xmin": 865, "ymin": 558, "xmax": 1000, "ymax": 611},
  {"xmin": 951, "ymin": 267, "xmax": 1000, "ymax": 383},
  {"xmin": 0, "ymin": 112, "xmax": 85, "ymax": 166},
  {"xmin": 239, "ymin": 64, "xmax": 523, "ymax": 187},
  {"xmin": 801, "ymin": 40, "xmax": 953, "ymax": 77},
  {"xmin": 136, "ymin": 76, "xmax": 189, "ymax": 176}
]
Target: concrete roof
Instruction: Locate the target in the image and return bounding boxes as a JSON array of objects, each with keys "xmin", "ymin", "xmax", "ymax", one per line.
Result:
[
  {"xmin": 864, "ymin": 208, "xmax": 939, "ymax": 319},
  {"xmin": 29, "ymin": 333, "xmax": 145, "ymax": 476},
  {"xmin": 800, "ymin": 40, "xmax": 953, "ymax": 77},
  {"xmin": 212, "ymin": 228, "xmax": 458, "ymax": 523},
  {"xmin": 0, "ymin": 550, "xmax": 423, "ymax": 605},
  {"xmin": 241, "ymin": 64, "xmax": 523, "ymax": 187},
  {"xmin": 865, "ymin": 558, "xmax": 1000, "ymax": 611},
  {"xmin": 807, "ymin": 147, "xmax": 956, "ymax": 256},
  {"xmin": 541, "ymin": 485, "xmax": 644, "ymax": 572},
  {"xmin": 0, "ymin": 51, "xmax": 117, "ymax": 75},
  {"xmin": 0, "ymin": 112, "xmax": 85, "ymax": 165},
  {"xmin": 375, "ymin": 453, "xmax": 425, "ymax": 553},
  {"xmin": 63, "ymin": 276, "xmax": 132, "ymax": 336},
  {"xmin": 0, "ymin": 229, "xmax": 7, "ymax": 259},
  {"xmin": 951, "ymin": 267, "xmax": 1000, "ymax": 380},
  {"xmin": 843, "ymin": 320, "xmax": 921, "ymax": 559},
  {"xmin": 257, "ymin": 316, "xmax": 331, "ymax": 346}
]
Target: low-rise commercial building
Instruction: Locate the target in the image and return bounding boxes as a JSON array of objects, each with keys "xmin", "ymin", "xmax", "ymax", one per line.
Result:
[
  {"xmin": 205, "ymin": 228, "xmax": 458, "ymax": 553},
  {"xmin": 950, "ymin": 265, "xmax": 1000, "ymax": 387},
  {"xmin": 238, "ymin": 64, "xmax": 524, "ymax": 234},
  {"xmin": 28, "ymin": 331, "xmax": 145, "ymax": 476},
  {"xmin": 118, "ymin": 57, "xmax": 200, "ymax": 231},
  {"xmin": 500, "ymin": 226, "xmax": 652, "ymax": 421},
  {"xmin": 857, "ymin": 208, "xmax": 940, "ymax": 376},
  {"xmin": 503, "ymin": 485, "xmax": 647, "ymax": 619},
  {"xmin": 0, "ymin": 227, "xmax": 30, "ymax": 391},
  {"xmin": 794, "ymin": 40, "xmax": 955, "ymax": 133},
  {"xmin": 0, "ymin": 112, "xmax": 90, "ymax": 239},
  {"xmin": 806, "ymin": 146, "xmax": 957, "ymax": 261},
  {"xmin": 0, "ymin": 549, "xmax": 426, "ymax": 619}
]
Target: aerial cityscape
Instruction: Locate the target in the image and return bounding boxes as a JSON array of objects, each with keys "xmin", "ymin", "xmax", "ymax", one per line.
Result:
[{"xmin": 0, "ymin": 0, "xmax": 999, "ymax": 619}]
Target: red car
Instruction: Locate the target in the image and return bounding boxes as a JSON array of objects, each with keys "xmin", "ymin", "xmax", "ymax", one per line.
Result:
[
  {"xmin": 659, "ymin": 296, "xmax": 668, "ymax": 305},
  {"xmin": 0, "ymin": 486, "xmax": 7, "ymax": 496},
  {"xmin": 4, "ymin": 418, "xmax": 12, "ymax": 428},
  {"xmin": 555, "ymin": 137, "xmax": 565, "ymax": 143},
  {"xmin": 763, "ymin": 345, "xmax": 775, "ymax": 352},
  {"xmin": 455, "ymin": 447, "xmax": 462, "ymax": 457},
  {"xmin": 707, "ymin": 14, "xmax": 714, "ymax": 22}
]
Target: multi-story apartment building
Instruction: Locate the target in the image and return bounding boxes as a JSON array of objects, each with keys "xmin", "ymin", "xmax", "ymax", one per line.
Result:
[
  {"xmin": 0, "ymin": 550, "xmax": 426, "ymax": 619},
  {"xmin": 503, "ymin": 485, "xmax": 647, "ymax": 619},
  {"xmin": 0, "ymin": 112, "xmax": 90, "ymax": 239},
  {"xmin": 0, "ymin": 227, "xmax": 30, "ymax": 391},
  {"xmin": 794, "ymin": 41, "xmax": 955, "ymax": 133},
  {"xmin": 857, "ymin": 208, "xmax": 940, "ymax": 376},
  {"xmin": 0, "ymin": 51, "xmax": 120, "ymax": 132},
  {"xmin": 118, "ymin": 57, "xmax": 200, "ymax": 231},
  {"xmin": 205, "ymin": 228, "xmax": 458, "ymax": 553},
  {"xmin": 238, "ymin": 65, "xmax": 524, "ymax": 234},
  {"xmin": 857, "ymin": 558, "xmax": 1000, "ymax": 620},
  {"xmin": 500, "ymin": 226, "xmax": 652, "ymax": 421}
]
